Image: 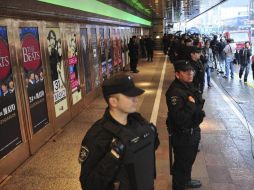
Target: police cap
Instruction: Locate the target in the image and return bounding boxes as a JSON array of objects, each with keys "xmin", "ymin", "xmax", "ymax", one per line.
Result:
[
  {"xmin": 189, "ymin": 46, "xmax": 202, "ymax": 54},
  {"xmin": 102, "ymin": 74, "xmax": 144, "ymax": 97},
  {"xmin": 174, "ymin": 60, "xmax": 193, "ymax": 72}
]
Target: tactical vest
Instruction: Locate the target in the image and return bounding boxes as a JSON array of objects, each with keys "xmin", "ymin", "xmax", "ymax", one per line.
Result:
[{"xmin": 102, "ymin": 119, "xmax": 155, "ymax": 190}]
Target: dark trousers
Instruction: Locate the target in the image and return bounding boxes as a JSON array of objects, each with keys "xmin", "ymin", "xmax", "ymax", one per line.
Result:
[
  {"xmin": 130, "ymin": 57, "xmax": 138, "ymax": 71},
  {"xmin": 172, "ymin": 134, "xmax": 200, "ymax": 190},
  {"xmin": 147, "ymin": 49, "xmax": 153, "ymax": 61},
  {"xmin": 239, "ymin": 63, "xmax": 250, "ymax": 81}
]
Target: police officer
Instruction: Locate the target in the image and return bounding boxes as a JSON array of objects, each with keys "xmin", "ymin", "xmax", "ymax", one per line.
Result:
[
  {"xmin": 79, "ymin": 74, "xmax": 160, "ymax": 190},
  {"xmin": 165, "ymin": 60, "xmax": 205, "ymax": 190},
  {"xmin": 188, "ymin": 46, "xmax": 205, "ymax": 94}
]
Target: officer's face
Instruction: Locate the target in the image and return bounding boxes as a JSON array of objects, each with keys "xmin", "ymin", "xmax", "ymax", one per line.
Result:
[
  {"xmin": 191, "ymin": 52, "xmax": 201, "ymax": 61},
  {"xmin": 176, "ymin": 70, "xmax": 194, "ymax": 83},
  {"xmin": 109, "ymin": 93, "xmax": 138, "ymax": 114}
]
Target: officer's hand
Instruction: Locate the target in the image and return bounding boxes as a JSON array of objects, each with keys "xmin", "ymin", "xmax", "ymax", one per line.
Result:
[
  {"xmin": 198, "ymin": 110, "xmax": 206, "ymax": 124},
  {"xmin": 188, "ymin": 96, "xmax": 195, "ymax": 103},
  {"xmin": 110, "ymin": 138, "xmax": 125, "ymax": 159}
]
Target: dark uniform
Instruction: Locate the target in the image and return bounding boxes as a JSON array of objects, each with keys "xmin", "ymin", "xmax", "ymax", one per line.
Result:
[
  {"xmin": 128, "ymin": 36, "xmax": 139, "ymax": 73},
  {"xmin": 165, "ymin": 61, "xmax": 205, "ymax": 190},
  {"xmin": 188, "ymin": 47, "xmax": 205, "ymax": 94},
  {"xmin": 79, "ymin": 74, "xmax": 160, "ymax": 190}
]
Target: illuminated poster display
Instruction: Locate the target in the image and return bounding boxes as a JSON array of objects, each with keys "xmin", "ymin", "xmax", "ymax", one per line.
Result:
[
  {"xmin": 46, "ymin": 28, "xmax": 68, "ymax": 117},
  {"xmin": 20, "ymin": 27, "xmax": 49, "ymax": 134},
  {"xmin": 99, "ymin": 28, "xmax": 107, "ymax": 80},
  {"xmin": 90, "ymin": 28, "xmax": 100, "ymax": 87},
  {"xmin": 121, "ymin": 30, "xmax": 126, "ymax": 68},
  {"xmin": 112, "ymin": 29, "xmax": 117, "ymax": 67},
  {"xmin": 106, "ymin": 28, "xmax": 113, "ymax": 76},
  {"xmin": 80, "ymin": 28, "xmax": 92, "ymax": 94},
  {"xmin": 0, "ymin": 26, "xmax": 22, "ymax": 159},
  {"xmin": 116, "ymin": 29, "xmax": 122, "ymax": 68},
  {"xmin": 67, "ymin": 33, "xmax": 81, "ymax": 104}
]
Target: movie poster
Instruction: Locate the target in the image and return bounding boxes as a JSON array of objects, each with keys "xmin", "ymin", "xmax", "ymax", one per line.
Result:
[
  {"xmin": 80, "ymin": 28, "xmax": 92, "ymax": 94},
  {"xmin": 90, "ymin": 28, "xmax": 100, "ymax": 87},
  {"xmin": 99, "ymin": 28, "xmax": 107, "ymax": 80},
  {"xmin": 67, "ymin": 32, "xmax": 81, "ymax": 105},
  {"xmin": 20, "ymin": 27, "xmax": 49, "ymax": 134},
  {"xmin": 121, "ymin": 30, "xmax": 126, "ymax": 68},
  {"xmin": 46, "ymin": 28, "xmax": 68, "ymax": 117},
  {"xmin": 0, "ymin": 26, "xmax": 22, "ymax": 159},
  {"xmin": 112, "ymin": 29, "xmax": 117, "ymax": 67},
  {"xmin": 106, "ymin": 28, "xmax": 113, "ymax": 76},
  {"xmin": 116, "ymin": 29, "xmax": 122, "ymax": 68}
]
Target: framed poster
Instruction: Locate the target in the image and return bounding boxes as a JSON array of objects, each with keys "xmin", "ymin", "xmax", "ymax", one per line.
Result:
[
  {"xmin": 90, "ymin": 28, "xmax": 100, "ymax": 87},
  {"xmin": 0, "ymin": 26, "xmax": 22, "ymax": 159},
  {"xmin": 19, "ymin": 27, "xmax": 49, "ymax": 134},
  {"xmin": 46, "ymin": 28, "xmax": 68, "ymax": 117},
  {"xmin": 80, "ymin": 28, "xmax": 92, "ymax": 94},
  {"xmin": 99, "ymin": 28, "xmax": 107, "ymax": 80},
  {"xmin": 66, "ymin": 32, "xmax": 81, "ymax": 104},
  {"xmin": 106, "ymin": 28, "xmax": 113, "ymax": 76}
]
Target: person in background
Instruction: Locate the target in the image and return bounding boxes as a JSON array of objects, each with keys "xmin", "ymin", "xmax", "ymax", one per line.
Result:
[
  {"xmin": 188, "ymin": 47, "xmax": 205, "ymax": 94},
  {"xmin": 238, "ymin": 41, "xmax": 252, "ymax": 83},
  {"xmin": 223, "ymin": 38, "xmax": 236, "ymax": 79},
  {"xmin": 1, "ymin": 83, "xmax": 9, "ymax": 96},
  {"xmin": 139, "ymin": 36, "xmax": 146, "ymax": 58},
  {"xmin": 8, "ymin": 79, "xmax": 15, "ymax": 93},
  {"xmin": 79, "ymin": 74, "xmax": 160, "ymax": 190},
  {"xmin": 128, "ymin": 36, "xmax": 139, "ymax": 73},
  {"xmin": 217, "ymin": 38, "xmax": 226, "ymax": 74},
  {"xmin": 146, "ymin": 35, "xmax": 155, "ymax": 62},
  {"xmin": 201, "ymin": 40, "xmax": 213, "ymax": 88},
  {"xmin": 162, "ymin": 33, "xmax": 169, "ymax": 55},
  {"xmin": 252, "ymin": 55, "xmax": 254, "ymax": 80}
]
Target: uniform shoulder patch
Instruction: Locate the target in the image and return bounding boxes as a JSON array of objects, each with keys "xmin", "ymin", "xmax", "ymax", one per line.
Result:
[
  {"xmin": 170, "ymin": 96, "xmax": 179, "ymax": 106},
  {"xmin": 78, "ymin": 145, "xmax": 89, "ymax": 164}
]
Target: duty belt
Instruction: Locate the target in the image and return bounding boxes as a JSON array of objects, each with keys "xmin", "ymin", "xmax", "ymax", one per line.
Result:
[{"xmin": 181, "ymin": 128, "xmax": 194, "ymax": 135}]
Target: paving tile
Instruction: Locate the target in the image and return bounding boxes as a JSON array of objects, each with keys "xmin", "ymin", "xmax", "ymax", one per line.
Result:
[
  {"xmin": 211, "ymin": 183, "xmax": 236, "ymax": 190},
  {"xmin": 206, "ymin": 165, "xmax": 233, "ymax": 183}
]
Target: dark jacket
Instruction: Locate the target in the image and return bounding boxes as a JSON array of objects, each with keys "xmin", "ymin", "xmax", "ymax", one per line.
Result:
[
  {"xmin": 128, "ymin": 40, "xmax": 139, "ymax": 59},
  {"xmin": 79, "ymin": 108, "xmax": 160, "ymax": 190},
  {"xmin": 165, "ymin": 79, "xmax": 205, "ymax": 146},
  {"xmin": 189, "ymin": 59, "xmax": 205, "ymax": 92},
  {"xmin": 239, "ymin": 48, "xmax": 252, "ymax": 66}
]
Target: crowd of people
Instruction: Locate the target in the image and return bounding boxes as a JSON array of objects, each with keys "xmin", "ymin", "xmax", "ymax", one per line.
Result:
[{"xmin": 163, "ymin": 32, "xmax": 254, "ymax": 84}]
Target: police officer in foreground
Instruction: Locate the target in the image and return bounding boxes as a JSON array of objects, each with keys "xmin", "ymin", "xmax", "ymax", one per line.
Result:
[
  {"xmin": 79, "ymin": 74, "xmax": 160, "ymax": 190},
  {"xmin": 165, "ymin": 60, "xmax": 205, "ymax": 190}
]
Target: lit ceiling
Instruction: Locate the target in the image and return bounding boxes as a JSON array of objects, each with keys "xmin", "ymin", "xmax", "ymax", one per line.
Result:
[
  {"xmin": 163, "ymin": 0, "xmax": 228, "ymax": 22},
  {"xmin": 136, "ymin": 0, "xmax": 228, "ymax": 22}
]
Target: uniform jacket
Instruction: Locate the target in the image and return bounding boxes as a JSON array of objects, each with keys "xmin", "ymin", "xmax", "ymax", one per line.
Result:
[
  {"xmin": 79, "ymin": 108, "xmax": 160, "ymax": 190},
  {"xmin": 165, "ymin": 79, "xmax": 205, "ymax": 146},
  {"xmin": 189, "ymin": 59, "xmax": 205, "ymax": 92}
]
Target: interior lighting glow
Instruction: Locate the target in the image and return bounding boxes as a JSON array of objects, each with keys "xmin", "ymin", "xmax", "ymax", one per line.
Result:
[
  {"xmin": 38, "ymin": 0, "xmax": 151, "ymax": 26},
  {"xmin": 156, "ymin": 35, "xmax": 160, "ymax": 39}
]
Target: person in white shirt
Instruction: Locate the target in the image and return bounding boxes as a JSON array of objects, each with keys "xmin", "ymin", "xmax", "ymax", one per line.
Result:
[{"xmin": 223, "ymin": 38, "xmax": 236, "ymax": 79}]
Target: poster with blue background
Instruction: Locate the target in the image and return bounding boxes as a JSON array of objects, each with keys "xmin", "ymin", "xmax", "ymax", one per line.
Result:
[{"xmin": 0, "ymin": 26, "xmax": 22, "ymax": 159}]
